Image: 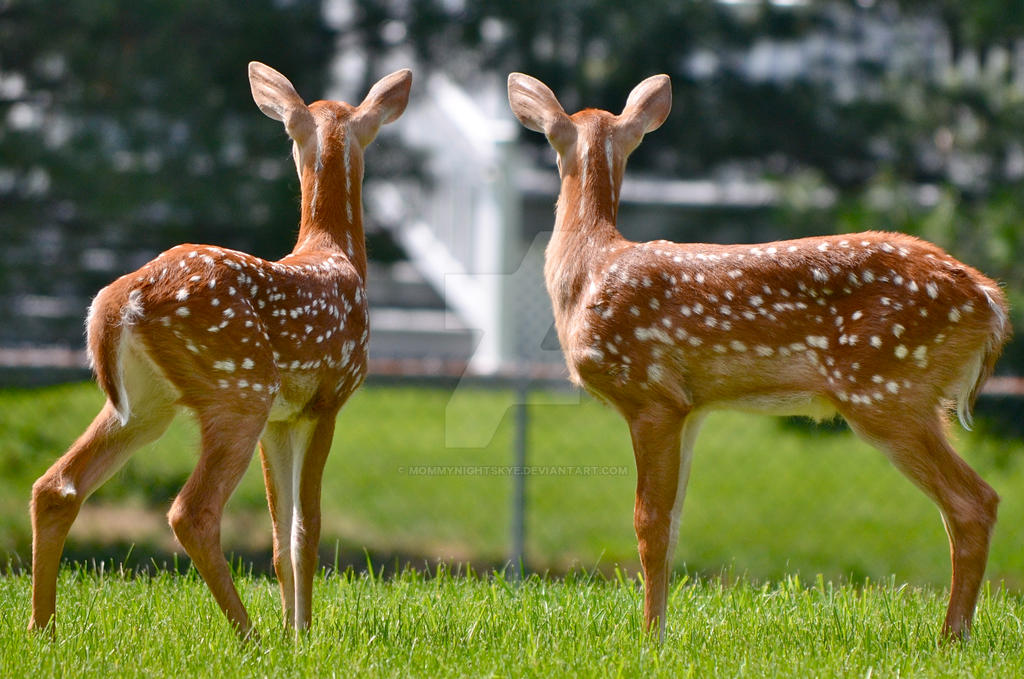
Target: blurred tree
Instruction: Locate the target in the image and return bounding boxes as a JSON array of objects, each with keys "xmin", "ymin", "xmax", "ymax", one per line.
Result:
[
  {"xmin": 0, "ymin": 0, "xmax": 337, "ymax": 344},
  {"xmin": 2, "ymin": 0, "xmax": 1024, "ymax": 373}
]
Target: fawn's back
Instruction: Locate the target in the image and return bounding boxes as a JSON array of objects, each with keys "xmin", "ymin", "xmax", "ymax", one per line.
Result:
[{"xmin": 565, "ymin": 231, "xmax": 1007, "ymax": 423}]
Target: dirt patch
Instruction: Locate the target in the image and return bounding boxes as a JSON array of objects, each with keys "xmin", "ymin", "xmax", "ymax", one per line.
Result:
[
  {"xmin": 70, "ymin": 503, "xmax": 479, "ymax": 565},
  {"xmin": 71, "ymin": 502, "xmax": 273, "ymax": 553},
  {"xmin": 49, "ymin": 502, "xmax": 527, "ymax": 579}
]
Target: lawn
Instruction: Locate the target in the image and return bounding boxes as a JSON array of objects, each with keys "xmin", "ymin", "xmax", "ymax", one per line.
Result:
[
  {"xmin": 2, "ymin": 381, "xmax": 1024, "ymax": 586},
  {"xmin": 3, "ymin": 382, "xmax": 1024, "ymax": 676},
  {"xmin": 2, "ymin": 567, "xmax": 1024, "ymax": 678}
]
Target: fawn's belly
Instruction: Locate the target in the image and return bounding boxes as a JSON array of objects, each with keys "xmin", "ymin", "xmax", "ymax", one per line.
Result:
[{"xmin": 705, "ymin": 391, "xmax": 837, "ymax": 421}]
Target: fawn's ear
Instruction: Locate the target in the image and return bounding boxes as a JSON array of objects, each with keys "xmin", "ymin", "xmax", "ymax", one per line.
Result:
[
  {"xmin": 249, "ymin": 61, "xmax": 317, "ymax": 144},
  {"xmin": 507, "ymin": 73, "xmax": 576, "ymax": 152},
  {"xmin": 350, "ymin": 69, "xmax": 413, "ymax": 147},
  {"xmin": 617, "ymin": 74, "xmax": 672, "ymax": 139}
]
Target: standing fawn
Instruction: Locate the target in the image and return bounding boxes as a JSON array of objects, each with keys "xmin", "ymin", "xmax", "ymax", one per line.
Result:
[
  {"xmin": 28, "ymin": 62, "xmax": 412, "ymax": 638},
  {"xmin": 508, "ymin": 72, "xmax": 1010, "ymax": 640}
]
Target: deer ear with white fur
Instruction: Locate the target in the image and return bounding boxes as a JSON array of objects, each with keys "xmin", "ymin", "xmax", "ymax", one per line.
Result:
[
  {"xmin": 350, "ymin": 69, "xmax": 413, "ymax": 147},
  {"xmin": 617, "ymin": 74, "xmax": 672, "ymax": 140},
  {"xmin": 507, "ymin": 72, "xmax": 577, "ymax": 152},
  {"xmin": 248, "ymin": 61, "xmax": 316, "ymax": 144}
]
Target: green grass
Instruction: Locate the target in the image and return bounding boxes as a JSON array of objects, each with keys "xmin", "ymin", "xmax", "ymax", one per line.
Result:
[
  {"xmin": 4, "ymin": 382, "xmax": 1024, "ymax": 675},
  {"xmin": 3, "ymin": 381, "xmax": 1024, "ymax": 585},
  {"xmin": 2, "ymin": 567, "xmax": 1024, "ymax": 678}
]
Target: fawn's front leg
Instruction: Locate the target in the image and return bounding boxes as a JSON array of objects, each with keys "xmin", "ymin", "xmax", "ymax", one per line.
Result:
[{"xmin": 628, "ymin": 403, "xmax": 687, "ymax": 641}]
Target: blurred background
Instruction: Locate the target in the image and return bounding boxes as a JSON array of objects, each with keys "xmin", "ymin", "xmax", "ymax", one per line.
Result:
[{"xmin": 2, "ymin": 0, "xmax": 1023, "ymax": 586}]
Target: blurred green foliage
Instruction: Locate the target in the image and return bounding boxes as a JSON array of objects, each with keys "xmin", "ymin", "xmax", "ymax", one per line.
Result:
[
  {"xmin": 0, "ymin": 0, "xmax": 341, "ymax": 345},
  {"xmin": 3, "ymin": 0, "xmax": 1024, "ymax": 371}
]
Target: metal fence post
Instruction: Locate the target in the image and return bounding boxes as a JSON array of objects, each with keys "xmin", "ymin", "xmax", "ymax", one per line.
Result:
[{"xmin": 510, "ymin": 378, "xmax": 528, "ymax": 581}]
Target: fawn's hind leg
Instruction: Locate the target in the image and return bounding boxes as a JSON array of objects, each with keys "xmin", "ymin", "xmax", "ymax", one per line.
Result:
[
  {"xmin": 29, "ymin": 399, "xmax": 175, "ymax": 632},
  {"xmin": 166, "ymin": 404, "xmax": 269, "ymax": 639},
  {"xmin": 844, "ymin": 406, "xmax": 998, "ymax": 639}
]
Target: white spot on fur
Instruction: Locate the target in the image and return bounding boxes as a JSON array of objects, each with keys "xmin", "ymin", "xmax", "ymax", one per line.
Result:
[{"xmin": 806, "ymin": 335, "xmax": 828, "ymax": 349}]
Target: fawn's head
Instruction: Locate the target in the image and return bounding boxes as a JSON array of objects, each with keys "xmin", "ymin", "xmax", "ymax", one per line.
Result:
[
  {"xmin": 507, "ymin": 73, "xmax": 671, "ymax": 188},
  {"xmin": 248, "ymin": 62, "xmax": 412, "ymax": 184}
]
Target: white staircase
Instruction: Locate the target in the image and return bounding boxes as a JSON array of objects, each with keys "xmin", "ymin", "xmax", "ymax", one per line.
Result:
[
  {"xmin": 367, "ymin": 72, "xmax": 525, "ymax": 374},
  {"xmin": 367, "ymin": 71, "xmax": 825, "ymax": 376}
]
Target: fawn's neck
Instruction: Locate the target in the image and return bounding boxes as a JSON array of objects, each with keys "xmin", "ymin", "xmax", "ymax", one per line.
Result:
[
  {"xmin": 545, "ymin": 156, "xmax": 626, "ymax": 320},
  {"xmin": 294, "ymin": 143, "xmax": 367, "ymax": 280}
]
